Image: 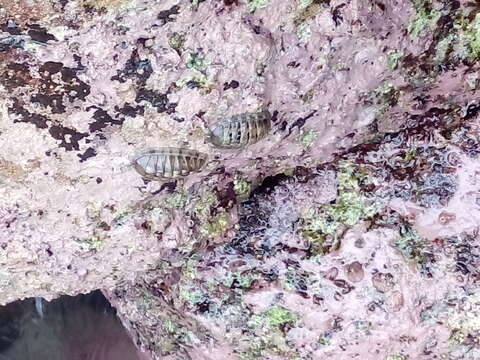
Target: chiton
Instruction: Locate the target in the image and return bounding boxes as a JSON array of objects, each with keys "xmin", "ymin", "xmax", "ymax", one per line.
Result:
[
  {"xmin": 133, "ymin": 147, "xmax": 207, "ymax": 181},
  {"xmin": 208, "ymin": 108, "xmax": 271, "ymax": 149}
]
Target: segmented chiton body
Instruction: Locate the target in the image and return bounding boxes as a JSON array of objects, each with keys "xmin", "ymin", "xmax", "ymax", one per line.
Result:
[
  {"xmin": 133, "ymin": 147, "xmax": 207, "ymax": 181},
  {"xmin": 208, "ymin": 108, "xmax": 271, "ymax": 149}
]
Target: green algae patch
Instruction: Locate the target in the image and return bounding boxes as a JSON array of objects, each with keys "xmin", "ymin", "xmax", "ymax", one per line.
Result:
[
  {"xmin": 248, "ymin": 306, "xmax": 298, "ymax": 330},
  {"xmin": 433, "ymin": 34, "xmax": 454, "ymax": 64},
  {"xmin": 191, "ymin": 0, "xmax": 206, "ymax": 11},
  {"xmin": 175, "ymin": 73, "xmax": 213, "ymax": 91},
  {"xmin": 297, "ymin": 162, "xmax": 376, "ymax": 254},
  {"xmin": 222, "ymin": 271, "xmax": 258, "ymax": 290},
  {"xmin": 179, "ymin": 287, "xmax": 208, "ymax": 307},
  {"xmin": 112, "ymin": 209, "xmax": 130, "ymax": 227},
  {"xmin": 407, "ymin": 0, "xmax": 441, "ymax": 38},
  {"xmin": 387, "ymin": 50, "xmax": 404, "ymax": 70},
  {"xmin": 241, "ymin": 306, "xmax": 299, "ymax": 359},
  {"xmin": 262, "ymin": 306, "xmax": 298, "ymax": 328},
  {"xmin": 296, "ymin": 23, "xmax": 312, "ymax": 43},
  {"xmin": 133, "ymin": 285, "xmax": 207, "ymax": 356},
  {"xmin": 164, "ymin": 191, "xmax": 187, "ymax": 210},
  {"xmin": 462, "ymin": 13, "xmax": 480, "ymax": 60},
  {"xmin": 233, "ymin": 176, "xmax": 252, "ymax": 198},
  {"xmin": 193, "ymin": 192, "xmax": 216, "ymax": 219},
  {"xmin": 199, "ymin": 212, "xmax": 229, "ymax": 238},
  {"xmin": 82, "ymin": 0, "xmax": 134, "ymax": 11},
  {"xmin": 193, "ymin": 191, "xmax": 230, "ymax": 239}
]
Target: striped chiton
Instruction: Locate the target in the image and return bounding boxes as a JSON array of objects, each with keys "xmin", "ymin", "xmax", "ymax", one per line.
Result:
[{"xmin": 133, "ymin": 147, "xmax": 208, "ymax": 181}]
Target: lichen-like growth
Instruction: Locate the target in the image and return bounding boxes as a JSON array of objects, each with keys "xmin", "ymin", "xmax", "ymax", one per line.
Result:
[
  {"xmin": 385, "ymin": 355, "xmax": 407, "ymax": 360},
  {"xmin": 373, "ymin": 82, "xmax": 400, "ymax": 109},
  {"xmin": 168, "ymin": 32, "xmax": 186, "ymax": 54},
  {"xmin": 78, "ymin": 236, "xmax": 104, "ymax": 251},
  {"xmin": 296, "ymin": 23, "xmax": 312, "ymax": 43},
  {"xmin": 191, "ymin": 0, "xmax": 205, "ymax": 10},
  {"xmin": 247, "ymin": 0, "xmax": 270, "ymax": 13},
  {"xmin": 186, "ymin": 51, "xmax": 206, "ymax": 71},
  {"xmin": 448, "ymin": 292, "xmax": 480, "ymax": 346},
  {"xmin": 394, "ymin": 224, "xmax": 433, "ymax": 273},
  {"xmin": 298, "ymin": 129, "xmax": 317, "ymax": 149}
]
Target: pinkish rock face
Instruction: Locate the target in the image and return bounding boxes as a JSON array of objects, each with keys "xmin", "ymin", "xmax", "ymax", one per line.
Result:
[{"xmin": 2, "ymin": 0, "xmax": 480, "ymax": 359}]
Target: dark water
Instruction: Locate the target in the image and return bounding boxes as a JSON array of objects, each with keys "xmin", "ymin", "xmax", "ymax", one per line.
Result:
[{"xmin": 0, "ymin": 291, "xmax": 143, "ymax": 360}]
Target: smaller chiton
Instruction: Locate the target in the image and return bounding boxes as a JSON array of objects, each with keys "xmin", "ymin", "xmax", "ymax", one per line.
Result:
[{"xmin": 208, "ymin": 108, "xmax": 271, "ymax": 149}]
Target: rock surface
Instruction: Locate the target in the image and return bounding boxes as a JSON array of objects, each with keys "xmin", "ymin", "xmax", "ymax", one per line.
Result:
[{"xmin": 2, "ymin": 0, "xmax": 480, "ymax": 359}]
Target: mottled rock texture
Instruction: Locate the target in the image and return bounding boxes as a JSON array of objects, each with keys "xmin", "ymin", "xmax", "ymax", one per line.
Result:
[{"xmin": 2, "ymin": 0, "xmax": 480, "ymax": 359}]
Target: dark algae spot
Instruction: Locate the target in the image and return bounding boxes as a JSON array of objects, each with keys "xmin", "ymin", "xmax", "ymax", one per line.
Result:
[
  {"xmin": 223, "ymin": 80, "xmax": 240, "ymax": 90},
  {"xmin": 114, "ymin": 103, "xmax": 145, "ymax": 117},
  {"xmin": 49, "ymin": 125, "xmax": 88, "ymax": 151},
  {"xmin": 39, "ymin": 61, "xmax": 63, "ymax": 74},
  {"xmin": 286, "ymin": 110, "xmax": 316, "ymax": 137},
  {"xmin": 77, "ymin": 147, "xmax": 97, "ymax": 162},
  {"xmin": 27, "ymin": 24, "xmax": 57, "ymax": 43},
  {"xmin": 157, "ymin": 5, "xmax": 180, "ymax": 25},
  {"xmin": 0, "ymin": 63, "xmax": 32, "ymax": 91},
  {"xmin": 111, "ymin": 49, "xmax": 153, "ymax": 85},
  {"xmin": 22, "ymin": 61, "xmax": 91, "ymax": 114},
  {"xmin": 9, "ymin": 99, "xmax": 49, "ymax": 129},
  {"xmin": 31, "ymin": 93, "xmax": 66, "ymax": 114},
  {"xmin": 88, "ymin": 107, "xmax": 123, "ymax": 133},
  {"xmin": 135, "ymin": 88, "xmax": 177, "ymax": 113}
]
